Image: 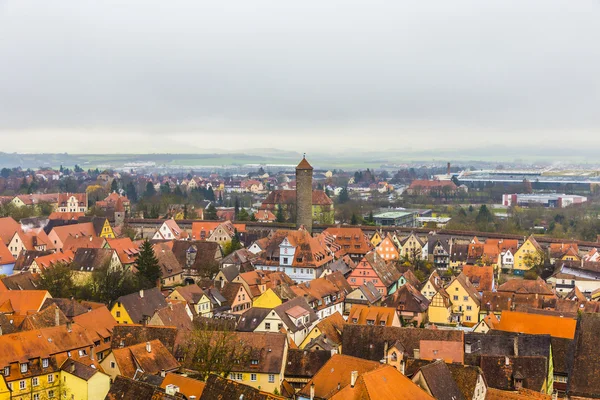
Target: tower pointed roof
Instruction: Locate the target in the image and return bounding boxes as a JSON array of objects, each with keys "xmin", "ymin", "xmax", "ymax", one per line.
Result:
[{"xmin": 296, "ymin": 155, "xmax": 313, "ymax": 170}]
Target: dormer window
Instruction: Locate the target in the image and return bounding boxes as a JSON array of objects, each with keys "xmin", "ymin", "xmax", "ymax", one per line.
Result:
[
  {"xmin": 20, "ymin": 363, "xmax": 27, "ymax": 373},
  {"xmin": 251, "ymin": 359, "xmax": 259, "ymax": 365},
  {"xmin": 42, "ymin": 358, "xmax": 49, "ymax": 368},
  {"xmin": 352, "ymin": 318, "xmax": 358, "ymax": 324},
  {"xmin": 3, "ymin": 366, "xmax": 9, "ymax": 376},
  {"xmin": 366, "ymin": 319, "xmax": 375, "ymax": 326}
]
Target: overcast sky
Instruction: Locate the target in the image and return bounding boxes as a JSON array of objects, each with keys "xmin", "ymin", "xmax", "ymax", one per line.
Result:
[{"xmin": 0, "ymin": 0, "xmax": 599, "ymax": 154}]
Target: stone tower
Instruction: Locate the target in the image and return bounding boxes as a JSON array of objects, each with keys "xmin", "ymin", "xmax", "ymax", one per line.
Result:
[{"xmin": 296, "ymin": 155, "xmax": 313, "ymax": 232}]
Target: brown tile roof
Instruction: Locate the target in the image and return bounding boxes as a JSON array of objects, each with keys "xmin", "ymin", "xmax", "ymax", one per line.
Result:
[
  {"xmin": 363, "ymin": 252, "xmax": 402, "ymax": 287},
  {"xmin": 111, "ymin": 325, "xmax": 178, "ymax": 354},
  {"xmin": 479, "ymin": 291, "xmax": 544, "ymax": 314},
  {"xmin": 331, "ymin": 364, "xmax": 434, "ymax": 400},
  {"xmin": 285, "ymin": 349, "xmax": 331, "ymax": 379},
  {"xmin": 20, "ymin": 303, "xmax": 67, "ymax": 330},
  {"xmin": 567, "ymin": 313, "xmax": 600, "ymax": 398},
  {"xmin": 171, "ymin": 240, "xmax": 222, "ymax": 275},
  {"xmin": 494, "ymin": 310, "xmax": 576, "ymax": 339},
  {"xmin": 199, "ymin": 375, "xmax": 285, "ymax": 400},
  {"xmin": 105, "ymin": 375, "xmax": 182, "ymax": 400},
  {"xmin": 497, "ymin": 278, "xmax": 553, "ymax": 296},
  {"xmin": 73, "ymin": 306, "xmax": 116, "ymax": 345},
  {"xmin": 297, "ymin": 354, "xmax": 382, "ymax": 399},
  {"xmin": 480, "ymin": 355, "xmax": 547, "ymax": 392},
  {"xmin": 259, "ymin": 229, "xmax": 333, "ymax": 269},
  {"xmin": 409, "ymin": 180, "xmax": 458, "ymax": 190},
  {"xmin": 41, "ymin": 298, "xmax": 103, "ymax": 318},
  {"xmin": 115, "ymin": 287, "xmax": 167, "ymax": 324},
  {"xmin": 230, "ymin": 332, "xmax": 287, "ymax": 375},
  {"xmin": 153, "ymin": 242, "xmax": 183, "ymax": 279},
  {"xmin": 120, "ymin": 339, "xmax": 179, "ymax": 378},
  {"xmin": 462, "ymin": 265, "xmax": 494, "ymax": 292},
  {"xmin": 1, "ymin": 271, "xmax": 41, "ymax": 291},
  {"xmin": 71, "ymin": 248, "xmax": 117, "ymax": 272},
  {"xmin": 446, "ymin": 363, "xmax": 485, "ymax": 400},
  {"xmin": 414, "ymin": 360, "xmax": 464, "ymax": 400},
  {"xmin": 15, "ymin": 228, "xmax": 55, "ymax": 251},
  {"xmin": 342, "ymin": 325, "xmax": 464, "ymax": 363},
  {"xmin": 382, "ymin": 282, "xmax": 430, "ymax": 314},
  {"xmin": 13, "ymin": 250, "xmax": 52, "ymax": 273},
  {"xmin": 60, "ymin": 358, "xmax": 101, "ymax": 381}
]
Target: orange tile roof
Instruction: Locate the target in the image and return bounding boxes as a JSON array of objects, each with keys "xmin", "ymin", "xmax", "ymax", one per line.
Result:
[
  {"xmin": 160, "ymin": 373, "xmax": 205, "ymax": 399},
  {"xmin": 462, "ymin": 265, "xmax": 494, "ymax": 292},
  {"xmin": 330, "ymin": 365, "xmax": 433, "ymax": 400},
  {"xmin": 51, "ymin": 222, "xmax": 96, "ymax": 244},
  {"xmin": 34, "ymin": 250, "xmax": 75, "ymax": 271},
  {"xmin": 495, "ymin": 310, "xmax": 577, "ymax": 339},
  {"xmin": 62, "ymin": 235, "xmax": 106, "ymax": 252},
  {"xmin": 0, "ymin": 290, "xmax": 50, "ymax": 315},
  {"xmin": 0, "ymin": 217, "xmax": 20, "ymax": 245},
  {"xmin": 106, "ymin": 237, "xmax": 140, "ymax": 264},
  {"xmin": 49, "ymin": 212, "xmax": 85, "ymax": 221},
  {"xmin": 298, "ymin": 354, "xmax": 381, "ymax": 399},
  {"xmin": 16, "ymin": 228, "xmax": 55, "ymax": 251},
  {"xmin": 348, "ymin": 305, "xmax": 397, "ymax": 327},
  {"xmin": 0, "ymin": 241, "xmax": 15, "ymax": 266},
  {"xmin": 486, "ymin": 388, "xmax": 551, "ymax": 400}
]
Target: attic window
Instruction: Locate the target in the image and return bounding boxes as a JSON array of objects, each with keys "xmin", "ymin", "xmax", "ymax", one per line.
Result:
[
  {"xmin": 251, "ymin": 359, "xmax": 259, "ymax": 365},
  {"xmin": 20, "ymin": 363, "xmax": 27, "ymax": 373},
  {"xmin": 3, "ymin": 367, "xmax": 9, "ymax": 376}
]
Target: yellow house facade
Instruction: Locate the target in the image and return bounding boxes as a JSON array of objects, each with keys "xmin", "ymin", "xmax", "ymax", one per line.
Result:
[
  {"xmin": 370, "ymin": 231, "xmax": 383, "ymax": 247},
  {"xmin": 428, "ymin": 289, "xmax": 452, "ymax": 326},
  {"xmin": 0, "ymin": 376, "xmax": 9, "ymax": 400},
  {"xmin": 110, "ymin": 302, "xmax": 134, "ymax": 325},
  {"xmin": 61, "ymin": 360, "xmax": 111, "ymax": 400},
  {"xmin": 252, "ymin": 289, "xmax": 283, "ymax": 308},
  {"xmin": 513, "ymin": 236, "xmax": 543, "ymax": 275},
  {"xmin": 99, "ymin": 219, "xmax": 116, "ymax": 239},
  {"xmin": 400, "ymin": 233, "xmax": 424, "ymax": 259},
  {"xmin": 446, "ymin": 275, "xmax": 480, "ymax": 326}
]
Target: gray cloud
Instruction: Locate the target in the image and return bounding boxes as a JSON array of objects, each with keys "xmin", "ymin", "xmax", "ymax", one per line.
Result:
[{"xmin": 0, "ymin": 0, "xmax": 599, "ymax": 153}]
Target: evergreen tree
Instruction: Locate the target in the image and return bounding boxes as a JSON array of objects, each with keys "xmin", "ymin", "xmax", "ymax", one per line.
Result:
[
  {"xmin": 351, "ymin": 214, "xmax": 358, "ymax": 225},
  {"xmin": 207, "ymin": 187, "xmax": 215, "ymax": 201},
  {"xmin": 126, "ymin": 182, "xmax": 138, "ymax": 202},
  {"xmin": 338, "ymin": 187, "xmax": 350, "ymax": 204},
  {"xmin": 234, "ymin": 197, "xmax": 240, "ymax": 219},
  {"xmin": 237, "ymin": 208, "xmax": 250, "ymax": 221},
  {"xmin": 276, "ymin": 205, "xmax": 285, "ymax": 223},
  {"xmin": 111, "ymin": 179, "xmax": 119, "ymax": 193},
  {"xmin": 218, "ymin": 192, "xmax": 224, "ymax": 206},
  {"xmin": 205, "ymin": 204, "xmax": 218, "ymax": 220},
  {"xmin": 368, "ymin": 211, "xmax": 374, "ymax": 224},
  {"xmin": 144, "ymin": 181, "xmax": 156, "ymax": 198},
  {"xmin": 183, "ymin": 204, "xmax": 189, "ymax": 219},
  {"xmin": 135, "ymin": 239, "xmax": 161, "ymax": 288}
]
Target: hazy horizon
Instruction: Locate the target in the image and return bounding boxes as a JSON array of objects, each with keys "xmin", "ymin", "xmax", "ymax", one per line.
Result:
[{"xmin": 1, "ymin": 0, "xmax": 599, "ymax": 154}]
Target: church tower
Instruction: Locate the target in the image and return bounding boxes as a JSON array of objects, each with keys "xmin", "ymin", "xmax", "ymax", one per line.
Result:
[{"xmin": 296, "ymin": 155, "xmax": 313, "ymax": 232}]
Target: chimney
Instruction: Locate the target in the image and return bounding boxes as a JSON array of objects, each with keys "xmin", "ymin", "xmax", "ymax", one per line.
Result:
[
  {"xmin": 70, "ymin": 363, "xmax": 75, "ymax": 373},
  {"xmin": 55, "ymin": 307, "xmax": 60, "ymax": 327},
  {"xmin": 337, "ymin": 382, "xmax": 341, "ymax": 390},
  {"xmin": 350, "ymin": 371, "xmax": 358, "ymax": 388},
  {"xmin": 139, "ymin": 289, "xmax": 144, "ymax": 298},
  {"xmin": 310, "ymin": 383, "xmax": 315, "ymax": 400},
  {"xmin": 160, "ymin": 369, "xmax": 166, "ymax": 378},
  {"xmin": 505, "ymin": 356, "xmax": 510, "ymax": 366},
  {"xmin": 513, "ymin": 336, "xmax": 519, "ymax": 356},
  {"xmin": 383, "ymin": 341, "xmax": 389, "ymax": 363},
  {"xmin": 90, "ymin": 346, "xmax": 95, "ymax": 361},
  {"xmin": 66, "ymin": 321, "xmax": 72, "ymax": 332},
  {"xmin": 165, "ymin": 384, "xmax": 179, "ymax": 396},
  {"xmin": 146, "ymin": 341, "xmax": 151, "ymax": 353},
  {"xmin": 447, "ymin": 162, "xmax": 451, "ymax": 175}
]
